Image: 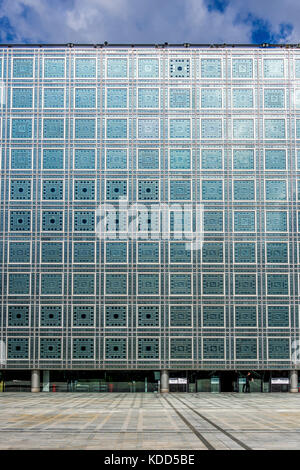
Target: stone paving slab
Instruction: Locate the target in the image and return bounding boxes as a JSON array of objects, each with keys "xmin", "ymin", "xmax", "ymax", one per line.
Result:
[{"xmin": 0, "ymin": 393, "xmax": 300, "ymax": 450}]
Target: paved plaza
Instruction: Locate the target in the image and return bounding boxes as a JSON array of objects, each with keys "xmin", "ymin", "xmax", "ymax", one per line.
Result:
[{"xmin": 0, "ymin": 393, "xmax": 300, "ymax": 450}]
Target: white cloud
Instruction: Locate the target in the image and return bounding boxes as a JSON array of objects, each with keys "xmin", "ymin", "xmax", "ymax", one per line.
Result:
[
  {"xmin": 65, "ymin": 0, "xmax": 128, "ymax": 35},
  {"xmin": 185, "ymin": 1, "xmax": 251, "ymax": 43},
  {"xmin": 0, "ymin": 0, "xmax": 297, "ymax": 44}
]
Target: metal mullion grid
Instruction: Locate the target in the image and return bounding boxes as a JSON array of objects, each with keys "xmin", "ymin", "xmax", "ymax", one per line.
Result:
[
  {"xmin": 4, "ymin": 46, "xmax": 300, "ymax": 372},
  {"xmin": 193, "ymin": 47, "xmax": 200, "ymax": 368},
  {"xmin": 168, "ymin": 50, "xmax": 187, "ymax": 368},
  {"xmin": 260, "ymin": 51, "xmax": 294, "ymax": 367},
  {"xmin": 288, "ymin": 48, "xmax": 298, "ymax": 356},
  {"xmin": 169, "ymin": 48, "xmax": 198, "ymax": 370},
  {"xmin": 130, "ymin": 47, "xmax": 136, "ymax": 369},
  {"xmin": 162, "ymin": 46, "xmax": 168, "ymax": 371},
  {"xmin": 295, "ymin": 54, "xmax": 300, "ymax": 351},
  {"xmin": 1, "ymin": 47, "xmax": 10, "ymax": 349},
  {"xmin": 98, "ymin": 45, "xmax": 104, "ymax": 367},
  {"xmin": 32, "ymin": 46, "xmax": 41, "ymax": 369},
  {"xmin": 259, "ymin": 53, "xmax": 292, "ymax": 367},
  {"xmin": 9, "ymin": 49, "xmax": 39, "ymax": 365},
  {"xmin": 64, "ymin": 46, "xmax": 72, "ymax": 368},
  {"xmin": 225, "ymin": 49, "xmax": 234, "ymax": 368},
  {"xmin": 227, "ymin": 50, "xmax": 260, "ymax": 368},
  {"xmin": 102, "ymin": 48, "xmax": 126, "ymax": 368},
  {"xmin": 256, "ymin": 48, "xmax": 264, "ymax": 369},
  {"xmin": 102, "ymin": 47, "xmax": 132, "ymax": 369}
]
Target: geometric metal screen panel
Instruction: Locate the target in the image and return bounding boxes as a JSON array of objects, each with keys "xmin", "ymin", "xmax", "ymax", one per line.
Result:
[{"xmin": 1, "ymin": 45, "xmax": 299, "ymax": 371}]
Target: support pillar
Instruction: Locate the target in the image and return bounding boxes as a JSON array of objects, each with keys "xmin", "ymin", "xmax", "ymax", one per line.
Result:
[
  {"xmin": 42, "ymin": 370, "xmax": 50, "ymax": 392},
  {"xmin": 289, "ymin": 370, "xmax": 298, "ymax": 393},
  {"xmin": 160, "ymin": 369, "xmax": 169, "ymax": 393},
  {"xmin": 31, "ymin": 369, "xmax": 40, "ymax": 393}
]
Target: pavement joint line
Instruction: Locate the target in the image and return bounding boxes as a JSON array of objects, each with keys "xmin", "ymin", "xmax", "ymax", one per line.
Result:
[
  {"xmin": 171, "ymin": 394, "xmax": 251, "ymax": 451},
  {"xmin": 162, "ymin": 395, "xmax": 214, "ymax": 450}
]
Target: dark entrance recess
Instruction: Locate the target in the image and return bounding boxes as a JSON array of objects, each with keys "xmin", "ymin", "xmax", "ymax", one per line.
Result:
[
  {"xmin": 220, "ymin": 371, "xmax": 238, "ymax": 392},
  {"xmin": 0, "ymin": 369, "xmax": 273, "ymax": 392}
]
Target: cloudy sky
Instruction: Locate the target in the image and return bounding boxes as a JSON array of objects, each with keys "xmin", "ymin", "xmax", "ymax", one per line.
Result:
[{"xmin": 0, "ymin": 0, "xmax": 298, "ymax": 44}]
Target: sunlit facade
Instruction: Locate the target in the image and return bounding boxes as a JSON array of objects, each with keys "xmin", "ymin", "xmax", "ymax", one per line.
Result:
[{"xmin": 1, "ymin": 45, "xmax": 299, "ymax": 390}]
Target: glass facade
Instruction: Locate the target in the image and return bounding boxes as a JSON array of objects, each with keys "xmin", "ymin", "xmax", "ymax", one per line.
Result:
[{"xmin": 0, "ymin": 45, "xmax": 299, "ymax": 371}]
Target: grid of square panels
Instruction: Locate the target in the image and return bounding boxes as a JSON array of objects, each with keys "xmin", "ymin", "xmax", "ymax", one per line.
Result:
[{"xmin": 1, "ymin": 46, "xmax": 300, "ymax": 369}]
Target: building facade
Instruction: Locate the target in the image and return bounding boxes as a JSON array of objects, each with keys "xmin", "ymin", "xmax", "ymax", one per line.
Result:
[{"xmin": 0, "ymin": 44, "xmax": 299, "ymax": 391}]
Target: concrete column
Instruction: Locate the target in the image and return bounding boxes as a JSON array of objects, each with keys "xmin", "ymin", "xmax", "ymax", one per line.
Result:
[
  {"xmin": 160, "ymin": 369, "xmax": 169, "ymax": 393},
  {"xmin": 289, "ymin": 370, "xmax": 298, "ymax": 393},
  {"xmin": 31, "ymin": 369, "xmax": 40, "ymax": 393},
  {"xmin": 42, "ymin": 370, "xmax": 50, "ymax": 392}
]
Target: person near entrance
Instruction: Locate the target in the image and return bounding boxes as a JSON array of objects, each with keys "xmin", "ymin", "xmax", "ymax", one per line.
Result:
[{"xmin": 243, "ymin": 372, "xmax": 253, "ymax": 393}]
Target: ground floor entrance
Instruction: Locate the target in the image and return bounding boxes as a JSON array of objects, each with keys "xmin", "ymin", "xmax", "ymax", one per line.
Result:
[{"xmin": 0, "ymin": 369, "xmax": 297, "ymax": 393}]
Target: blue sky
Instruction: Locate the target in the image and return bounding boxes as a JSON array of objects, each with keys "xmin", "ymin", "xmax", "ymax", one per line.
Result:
[{"xmin": 0, "ymin": 0, "xmax": 297, "ymax": 44}]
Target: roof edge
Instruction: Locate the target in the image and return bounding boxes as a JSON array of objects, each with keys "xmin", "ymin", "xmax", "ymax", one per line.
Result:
[{"xmin": 0, "ymin": 43, "xmax": 299, "ymax": 48}]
